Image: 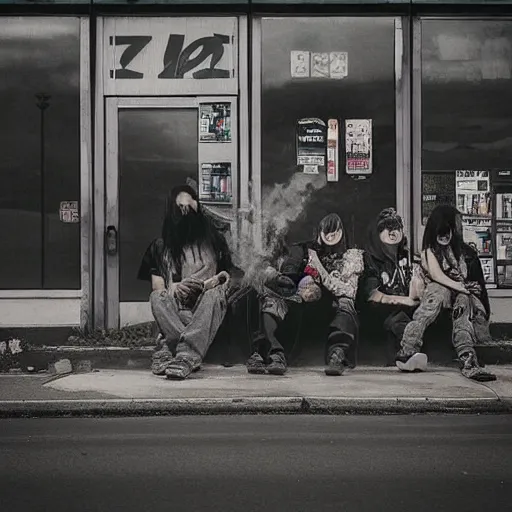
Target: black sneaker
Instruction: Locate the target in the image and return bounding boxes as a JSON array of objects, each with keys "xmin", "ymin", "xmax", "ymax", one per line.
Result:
[
  {"xmin": 395, "ymin": 351, "xmax": 428, "ymax": 372},
  {"xmin": 459, "ymin": 351, "xmax": 496, "ymax": 382},
  {"xmin": 246, "ymin": 352, "xmax": 266, "ymax": 375},
  {"xmin": 267, "ymin": 352, "xmax": 287, "ymax": 376},
  {"xmin": 325, "ymin": 347, "xmax": 346, "ymax": 376}
]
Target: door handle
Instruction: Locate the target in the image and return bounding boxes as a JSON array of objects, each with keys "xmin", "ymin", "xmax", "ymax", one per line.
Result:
[{"xmin": 106, "ymin": 225, "xmax": 118, "ymax": 256}]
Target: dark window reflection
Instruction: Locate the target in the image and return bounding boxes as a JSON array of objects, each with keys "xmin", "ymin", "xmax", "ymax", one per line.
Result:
[
  {"xmin": 261, "ymin": 17, "xmax": 396, "ymax": 247},
  {"xmin": 0, "ymin": 17, "xmax": 81, "ymax": 289},
  {"xmin": 422, "ymin": 20, "xmax": 512, "ymax": 170},
  {"xmin": 119, "ymin": 108, "xmax": 198, "ymax": 302}
]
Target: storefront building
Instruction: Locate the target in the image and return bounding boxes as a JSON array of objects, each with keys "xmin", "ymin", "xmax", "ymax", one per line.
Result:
[{"xmin": 1, "ymin": 1, "xmax": 512, "ymax": 334}]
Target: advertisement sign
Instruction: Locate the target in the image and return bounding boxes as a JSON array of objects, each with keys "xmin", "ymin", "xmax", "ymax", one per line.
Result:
[
  {"xmin": 199, "ymin": 103, "xmax": 231, "ymax": 142},
  {"xmin": 296, "ymin": 118, "xmax": 326, "ymax": 170},
  {"xmin": 327, "ymin": 119, "xmax": 339, "ymax": 182},
  {"xmin": 199, "ymin": 162, "xmax": 232, "ymax": 204},
  {"xmin": 345, "ymin": 119, "xmax": 372, "ymax": 175},
  {"xmin": 103, "ymin": 17, "xmax": 238, "ymax": 95}
]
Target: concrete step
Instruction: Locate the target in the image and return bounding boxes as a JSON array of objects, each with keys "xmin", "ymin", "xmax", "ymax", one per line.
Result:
[{"xmin": 4, "ymin": 341, "xmax": 512, "ymax": 374}]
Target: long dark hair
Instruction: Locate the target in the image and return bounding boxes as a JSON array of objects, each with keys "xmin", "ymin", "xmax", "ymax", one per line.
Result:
[
  {"xmin": 161, "ymin": 185, "xmax": 232, "ymax": 276},
  {"xmin": 422, "ymin": 204, "xmax": 463, "ymax": 262}
]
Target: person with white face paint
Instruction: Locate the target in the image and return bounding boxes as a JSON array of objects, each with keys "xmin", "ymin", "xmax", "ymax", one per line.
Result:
[
  {"xmin": 361, "ymin": 208, "xmax": 419, "ymax": 366},
  {"xmin": 396, "ymin": 205, "xmax": 496, "ymax": 381},
  {"xmin": 246, "ymin": 213, "xmax": 364, "ymax": 377}
]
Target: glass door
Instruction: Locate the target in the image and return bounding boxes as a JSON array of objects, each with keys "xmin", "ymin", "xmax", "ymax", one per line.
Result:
[{"xmin": 105, "ymin": 97, "xmax": 238, "ymax": 328}]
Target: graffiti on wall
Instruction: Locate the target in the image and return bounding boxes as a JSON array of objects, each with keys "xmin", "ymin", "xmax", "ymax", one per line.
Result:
[{"xmin": 109, "ymin": 33, "xmax": 232, "ymax": 80}]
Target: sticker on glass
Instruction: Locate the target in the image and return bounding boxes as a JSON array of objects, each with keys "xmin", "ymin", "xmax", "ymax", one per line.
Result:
[
  {"xmin": 199, "ymin": 162, "xmax": 232, "ymax": 204},
  {"xmin": 297, "ymin": 118, "xmax": 327, "ymax": 167},
  {"xmin": 311, "ymin": 53, "xmax": 329, "ymax": 78},
  {"xmin": 199, "ymin": 104, "xmax": 231, "ymax": 142},
  {"xmin": 345, "ymin": 119, "xmax": 372, "ymax": 175},
  {"xmin": 290, "ymin": 51, "xmax": 310, "ymax": 78},
  {"xmin": 330, "ymin": 52, "xmax": 348, "ymax": 79}
]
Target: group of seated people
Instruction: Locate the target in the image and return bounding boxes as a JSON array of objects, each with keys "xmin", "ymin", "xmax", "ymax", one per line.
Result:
[{"xmin": 138, "ymin": 184, "xmax": 496, "ymax": 383}]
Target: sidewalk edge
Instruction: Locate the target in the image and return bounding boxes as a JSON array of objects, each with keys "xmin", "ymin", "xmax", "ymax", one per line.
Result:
[{"xmin": 0, "ymin": 396, "xmax": 511, "ymax": 418}]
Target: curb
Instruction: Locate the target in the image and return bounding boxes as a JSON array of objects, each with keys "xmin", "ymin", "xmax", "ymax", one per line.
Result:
[
  {"xmin": 0, "ymin": 396, "xmax": 511, "ymax": 418},
  {"xmin": 14, "ymin": 342, "xmax": 512, "ymax": 372}
]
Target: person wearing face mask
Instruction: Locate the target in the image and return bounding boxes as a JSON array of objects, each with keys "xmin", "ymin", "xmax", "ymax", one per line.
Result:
[
  {"xmin": 360, "ymin": 208, "xmax": 419, "ymax": 366},
  {"xmin": 396, "ymin": 205, "xmax": 496, "ymax": 381},
  {"xmin": 246, "ymin": 213, "xmax": 364, "ymax": 377},
  {"xmin": 138, "ymin": 185, "xmax": 238, "ymax": 380}
]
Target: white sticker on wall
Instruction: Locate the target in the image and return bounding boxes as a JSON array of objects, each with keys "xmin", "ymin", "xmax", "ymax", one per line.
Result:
[
  {"xmin": 311, "ymin": 53, "xmax": 330, "ymax": 78},
  {"xmin": 329, "ymin": 52, "xmax": 348, "ymax": 79},
  {"xmin": 59, "ymin": 201, "xmax": 79, "ymax": 223},
  {"xmin": 290, "ymin": 51, "xmax": 310, "ymax": 78}
]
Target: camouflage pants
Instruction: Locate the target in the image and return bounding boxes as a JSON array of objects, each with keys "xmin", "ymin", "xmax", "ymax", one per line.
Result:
[{"xmin": 400, "ymin": 282, "xmax": 488, "ymax": 358}]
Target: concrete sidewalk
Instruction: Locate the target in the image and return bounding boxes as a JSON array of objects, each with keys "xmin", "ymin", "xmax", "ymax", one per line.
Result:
[{"xmin": 1, "ymin": 365, "xmax": 512, "ymax": 416}]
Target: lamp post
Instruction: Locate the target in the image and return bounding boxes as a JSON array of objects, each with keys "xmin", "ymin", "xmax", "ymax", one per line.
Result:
[{"xmin": 35, "ymin": 93, "xmax": 51, "ymax": 289}]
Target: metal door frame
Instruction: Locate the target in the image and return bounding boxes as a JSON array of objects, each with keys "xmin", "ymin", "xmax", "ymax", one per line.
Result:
[{"xmin": 104, "ymin": 96, "xmax": 238, "ymax": 328}]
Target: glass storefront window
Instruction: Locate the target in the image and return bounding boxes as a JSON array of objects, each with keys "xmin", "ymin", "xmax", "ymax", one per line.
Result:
[
  {"xmin": 260, "ymin": 17, "xmax": 396, "ymax": 247},
  {"xmin": 422, "ymin": 20, "xmax": 512, "ymax": 171},
  {"xmin": 0, "ymin": 17, "xmax": 81, "ymax": 289}
]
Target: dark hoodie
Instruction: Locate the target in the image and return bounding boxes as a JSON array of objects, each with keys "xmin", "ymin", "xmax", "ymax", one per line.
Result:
[
  {"xmin": 360, "ymin": 212, "xmax": 412, "ymax": 301},
  {"xmin": 462, "ymin": 243, "xmax": 491, "ymax": 319}
]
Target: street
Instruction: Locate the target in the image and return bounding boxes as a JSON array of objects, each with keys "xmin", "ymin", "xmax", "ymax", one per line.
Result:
[{"xmin": 1, "ymin": 415, "xmax": 511, "ymax": 512}]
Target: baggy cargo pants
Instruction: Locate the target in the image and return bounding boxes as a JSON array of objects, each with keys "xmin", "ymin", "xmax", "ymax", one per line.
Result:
[
  {"xmin": 150, "ymin": 285, "xmax": 228, "ymax": 366},
  {"xmin": 400, "ymin": 281, "xmax": 488, "ymax": 358}
]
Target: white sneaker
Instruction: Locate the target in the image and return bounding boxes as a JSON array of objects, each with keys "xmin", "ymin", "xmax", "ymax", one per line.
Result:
[{"xmin": 396, "ymin": 353, "xmax": 428, "ymax": 372}]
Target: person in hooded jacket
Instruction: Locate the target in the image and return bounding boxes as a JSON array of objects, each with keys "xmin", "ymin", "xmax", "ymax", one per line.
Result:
[
  {"xmin": 246, "ymin": 213, "xmax": 364, "ymax": 376},
  {"xmin": 359, "ymin": 208, "xmax": 420, "ymax": 365}
]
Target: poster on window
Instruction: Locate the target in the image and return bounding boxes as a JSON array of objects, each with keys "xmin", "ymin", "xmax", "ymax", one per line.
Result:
[
  {"xmin": 327, "ymin": 119, "xmax": 339, "ymax": 182},
  {"xmin": 199, "ymin": 103, "xmax": 231, "ymax": 142},
  {"xmin": 199, "ymin": 162, "xmax": 232, "ymax": 204},
  {"xmin": 59, "ymin": 201, "xmax": 79, "ymax": 223},
  {"xmin": 345, "ymin": 119, "xmax": 372, "ymax": 175},
  {"xmin": 311, "ymin": 53, "xmax": 330, "ymax": 78},
  {"xmin": 290, "ymin": 51, "xmax": 310, "ymax": 78},
  {"xmin": 296, "ymin": 118, "xmax": 326, "ymax": 169},
  {"xmin": 329, "ymin": 52, "xmax": 348, "ymax": 79}
]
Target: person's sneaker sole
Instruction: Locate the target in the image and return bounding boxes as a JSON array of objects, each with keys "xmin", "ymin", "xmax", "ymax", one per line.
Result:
[
  {"xmin": 325, "ymin": 366, "xmax": 344, "ymax": 376},
  {"xmin": 396, "ymin": 353, "xmax": 428, "ymax": 372},
  {"xmin": 267, "ymin": 365, "xmax": 287, "ymax": 376},
  {"xmin": 247, "ymin": 365, "xmax": 266, "ymax": 375}
]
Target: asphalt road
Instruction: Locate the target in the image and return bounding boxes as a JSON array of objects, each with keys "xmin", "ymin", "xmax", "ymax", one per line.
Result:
[{"xmin": 1, "ymin": 415, "xmax": 511, "ymax": 512}]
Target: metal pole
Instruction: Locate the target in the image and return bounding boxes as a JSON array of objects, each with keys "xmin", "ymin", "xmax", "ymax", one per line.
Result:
[{"xmin": 35, "ymin": 93, "xmax": 51, "ymax": 289}]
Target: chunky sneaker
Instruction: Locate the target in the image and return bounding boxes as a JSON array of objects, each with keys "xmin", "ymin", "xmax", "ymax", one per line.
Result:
[
  {"xmin": 459, "ymin": 351, "xmax": 496, "ymax": 382},
  {"xmin": 325, "ymin": 347, "xmax": 346, "ymax": 376},
  {"xmin": 151, "ymin": 343, "xmax": 174, "ymax": 376},
  {"xmin": 395, "ymin": 351, "xmax": 428, "ymax": 372},
  {"xmin": 267, "ymin": 352, "xmax": 287, "ymax": 376},
  {"xmin": 246, "ymin": 352, "xmax": 266, "ymax": 375},
  {"xmin": 165, "ymin": 357, "xmax": 200, "ymax": 380}
]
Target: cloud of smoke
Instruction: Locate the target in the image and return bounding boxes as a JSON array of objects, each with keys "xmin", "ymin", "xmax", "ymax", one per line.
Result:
[{"xmin": 238, "ymin": 172, "xmax": 328, "ymax": 289}]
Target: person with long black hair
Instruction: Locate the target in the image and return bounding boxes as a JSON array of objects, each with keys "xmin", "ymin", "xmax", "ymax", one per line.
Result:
[
  {"xmin": 138, "ymin": 185, "xmax": 236, "ymax": 380},
  {"xmin": 246, "ymin": 213, "xmax": 364, "ymax": 376},
  {"xmin": 396, "ymin": 204, "xmax": 496, "ymax": 381}
]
